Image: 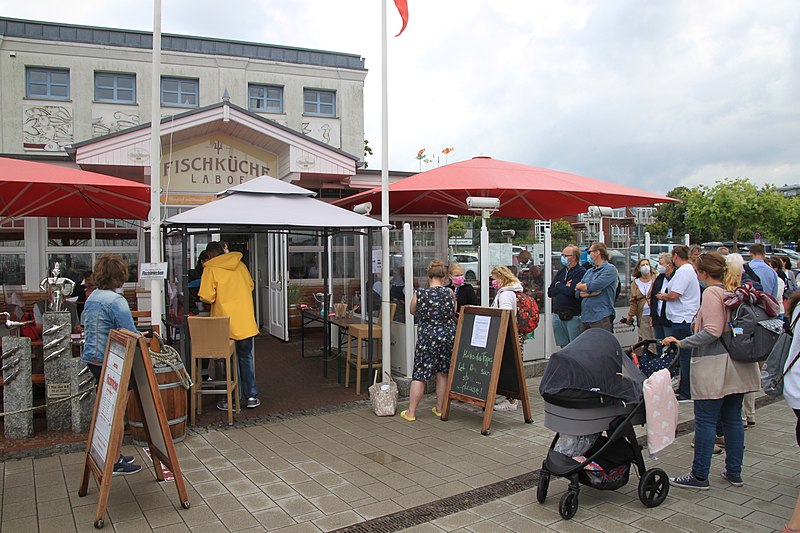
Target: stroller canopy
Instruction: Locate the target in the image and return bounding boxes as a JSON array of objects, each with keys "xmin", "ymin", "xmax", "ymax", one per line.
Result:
[{"xmin": 540, "ymin": 329, "xmax": 645, "ymax": 405}]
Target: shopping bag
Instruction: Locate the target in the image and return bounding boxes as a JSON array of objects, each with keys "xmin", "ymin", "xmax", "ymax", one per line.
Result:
[{"xmin": 368, "ymin": 371, "xmax": 398, "ymax": 416}]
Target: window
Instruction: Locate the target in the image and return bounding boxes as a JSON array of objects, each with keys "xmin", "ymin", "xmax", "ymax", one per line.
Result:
[
  {"xmin": 249, "ymin": 84, "xmax": 283, "ymax": 113},
  {"xmin": 26, "ymin": 67, "xmax": 70, "ymax": 100},
  {"xmin": 161, "ymin": 77, "xmax": 198, "ymax": 107},
  {"xmin": 303, "ymin": 89, "xmax": 336, "ymax": 117},
  {"xmin": 47, "ymin": 217, "xmax": 139, "ymax": 283},
  {"xmin": 95, "ymin": 72, "xmax": 136, "ymax": 104},
  {"xmin": 0, "ymin": 219, "xmax": 26, "ymax": 285}
]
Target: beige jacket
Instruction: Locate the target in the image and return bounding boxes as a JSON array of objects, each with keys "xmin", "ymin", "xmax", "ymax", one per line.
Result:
[
  {"xmin": 680, "ymin": 285, "xmax": 760, "ymax": 400},
  {"xmin": 626, "ymin": 276, "xmax": 654, "ymax": 322}
]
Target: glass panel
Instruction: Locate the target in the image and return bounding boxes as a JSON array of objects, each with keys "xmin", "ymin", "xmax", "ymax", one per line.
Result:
[
  {"xmin": 29, "ymin": 70, "xmax": 48, "ymax": 83},
  {"xmin": 162, "ymin": 91, "xmax": 179, "ymax": 105},
  {"xmin": 96, "ymin": 87, "xmax": 114, "ymax": 100},
  {"xmin": 288, "ymin": 232, "xmax": 318, "ymax": 246},
  {"xmin": 0, "ymin": 254, "xmax": 25, "ymax": 285},
  {"xmin": 320, "ymin": 91, "xmax": 334, "ymax": 104},
  {"xmin": 119, "ymin": 252, "xmax": 139, "ymax": 282},
  {"xmin": 180, "ymin": 81, "xmax": 196, "ymax": 93},
  {"xmin": 51, "ymin": 71, "xmax": 69, "ymax": 85},
  {"xmin": 162, "ymin": 79, "xmax": 178, "ymax": 92},
  {"xmin": 46, "ymin": 253, "xmax": 92, "ymax": 282},
  {"xmin": 304, "ymin": 102, "xmax": 316, "ymax": 114},
  {"xmin": 29, "ymin": 84, "xmax": 48, "ymax": 96},
  {"xmin": 96, "ymin": 74, "xmax": 113, "ymax": 87},
  {"xmin": 117, "ymin": 88, "xmax": 134, "ymax": 101},
  {"xmin": 0, "ymin": 221, "xmax": 24, "ymax": 247},
  {"xmin": 268, "ymin": 87, "xmax": 281, "ymax": 99},
  {"xmin": 320, "ymin": 103, "xmax": 333, "ymax": 115},
  {"xmin": 95, "ymin": 223, "xmax": 137, "ymax": 247},
  {"xmin": 250, "ymin": 97, "xmax": 262, "ymax": 110},
  {"xmin": 182, "ymin": 94, "xmax": 197, "ymax": 106},
  {"xmin": 47, "ymin": 227, "xmax": 91, "ymax": 247},
  {"xmin": 289, "ymin": 252, "xmax": 320, "ymax": 279},
  {"xmin": 117, "ymin": 76, "xmax": 134, "ymax": 89},
  {"xmin": 249, "ymin": 86, "xmax": 262, "ymax": 97},
  {"xmin": 332, "ymin": 251, "xmax": 355, "ymax": 278},
  {"xmin": 51, "ymin": 85, "xmax": 68, "ymax": 98}
]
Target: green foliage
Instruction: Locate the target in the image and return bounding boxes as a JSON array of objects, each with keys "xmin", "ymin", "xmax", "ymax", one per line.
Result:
[
  {"xmin": 659, "ymin": 178, "xmax": 791, "ymax": 245},
  {"xmin": 363, "ymin": 139, "xmax": 373, "ymax": 168},
  {"xmin": 644, "ymin": 221, "xmax": 669, "ymax": 239},
  {"xmin": 448, "ymin": 219, "xmax": 466, "ymax": 239},
  {"xmin": 551, "ymin": 219, "xmax": 575, "ymax": 248},
  {"xmin": 286, "ymin": 284, "xmax": 303, "ymax": 305}
]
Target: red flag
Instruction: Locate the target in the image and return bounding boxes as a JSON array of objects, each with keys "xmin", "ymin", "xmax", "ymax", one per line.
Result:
[{"xmin": 394, "ymin": 0, "xmax": 409, "ymax": 36}]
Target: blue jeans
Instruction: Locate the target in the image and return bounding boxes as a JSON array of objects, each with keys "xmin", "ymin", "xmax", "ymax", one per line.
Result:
[
  {"xmin": 669, "ymin": 321, "xmax": 692, "ymax": 399},
  {"xmin": 692, "ymin": 394, "xmax": 745, "ymax": 480},
  {"xmin": 236, "ymin": 337, "xmax": 258, "ymax": 399},
  {"xmin": 552, "ymin": 314, "xmax": 581, "ymax": 347}
]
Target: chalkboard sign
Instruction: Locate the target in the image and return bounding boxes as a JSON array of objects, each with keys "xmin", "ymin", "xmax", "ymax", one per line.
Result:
[
  {"xmin": 78, "ymin": 329, "xmax": 189, "ymax": 529},
  {"xmin": 442, "ymin": 306, "xmax": 532, "ymax": 435}
]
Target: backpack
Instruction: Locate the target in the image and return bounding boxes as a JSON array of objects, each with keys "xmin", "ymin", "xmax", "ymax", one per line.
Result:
[
  {"xmin": 720, "ymin": 301, "xmax": 782, "ymax": 362},
  {"xmin": 761, "ymin": 312, "xmax": 800, "ymax": 396},
  {"xmin": 515, "ymin": 292, "xmax": 540, "ymax": 335},
  {"xmin": 19, "ymin": 310, "xmax": 39, "ymax": 340}
]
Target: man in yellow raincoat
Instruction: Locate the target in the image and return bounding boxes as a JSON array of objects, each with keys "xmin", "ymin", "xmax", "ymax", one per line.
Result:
[{"xmin": 199, "ymin": 241, "xmax": 261, "ymax": 409}]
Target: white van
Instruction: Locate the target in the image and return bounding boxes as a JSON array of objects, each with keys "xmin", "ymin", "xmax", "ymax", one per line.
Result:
[{"xmin": 630, "ymin": 243, "xmax": 677, "ymax": 258}]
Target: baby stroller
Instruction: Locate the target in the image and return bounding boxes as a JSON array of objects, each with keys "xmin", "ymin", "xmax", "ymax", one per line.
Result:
[{"xmin": 536, "ymin": 330, "xmax": 673, "ymax": 520}]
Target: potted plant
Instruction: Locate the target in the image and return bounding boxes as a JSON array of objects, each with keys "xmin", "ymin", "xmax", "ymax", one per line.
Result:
[{"xmin": 287, "ymin": 284, "xmax": 303, "ymax": 336}]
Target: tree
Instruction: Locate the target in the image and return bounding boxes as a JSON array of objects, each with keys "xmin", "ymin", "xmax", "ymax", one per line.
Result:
[
  {"xmin": 448, "ymin": 219, "xmax": 466, "ymax": 240},
  {"xmin": 476, "ymin": 216, "xmax": 534, "ymax": 244},
  {"xmin": 644, "ymin": 221, "xmax": 669, "ymax": 240},
  {"xmin": 654, "ymin": 186, "xmax": 690, "ymax": 240},
  {"xmin": 684, "ymin": 178, "xmax": 783, "ymax": 248},
  {"xmin": 551, "ymin": 219, "xmax": 575, "ymax": 248},
  {"xmin": 363, "ymin": 139, "xmax": 373, "ymax": 168}
]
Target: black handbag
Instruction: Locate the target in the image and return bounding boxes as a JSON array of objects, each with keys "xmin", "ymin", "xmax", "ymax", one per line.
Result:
[{"xmin": 557, "ymin": 309, "xmax": 575, "ymax": 321}]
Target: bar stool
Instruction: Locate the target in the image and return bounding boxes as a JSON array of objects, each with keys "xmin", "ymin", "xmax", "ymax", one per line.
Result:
[
  {"xmin": 187, "ymin": 316, "xmax": 239, "ymax": 426},
  {"xmin": 345, "ymin": 303, "xmax": 397, "ymax": 395}
]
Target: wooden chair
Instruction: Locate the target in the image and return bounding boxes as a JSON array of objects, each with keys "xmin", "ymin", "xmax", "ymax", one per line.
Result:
[
  {"xmin": 131, "ymin": 310, "xmax": 152, "ymax": 327},
  {"xmin": 345, "ymin": 303, "xmax": 397, "ymax": 395},
  {"xmin": 187, "ymin": 316, "xmax": 239, "ymax": 426}
]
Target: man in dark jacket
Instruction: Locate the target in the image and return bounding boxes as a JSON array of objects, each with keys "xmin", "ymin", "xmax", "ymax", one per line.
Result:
[{"xmin": 547, "ymin": 245, "xmax": 586, "ymax": 347}]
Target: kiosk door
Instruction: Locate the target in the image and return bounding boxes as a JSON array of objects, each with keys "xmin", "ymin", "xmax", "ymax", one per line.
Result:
[{"xmin": 267, "ymin": 232, "xmax": 288, "ymax": 340}]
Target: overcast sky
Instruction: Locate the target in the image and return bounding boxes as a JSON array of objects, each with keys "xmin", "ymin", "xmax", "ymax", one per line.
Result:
[{"xmin": 2, "ymin": 0, "xmax": 798, "ymax": 194}]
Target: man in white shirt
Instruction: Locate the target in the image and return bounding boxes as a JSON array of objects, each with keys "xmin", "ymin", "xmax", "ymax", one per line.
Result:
[{"xmin": 655, "ymin": 245, "xmax": 700, "ymax": 401}]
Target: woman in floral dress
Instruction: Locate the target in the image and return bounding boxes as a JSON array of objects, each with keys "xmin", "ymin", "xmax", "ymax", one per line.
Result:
[{"xmin": 401, "ymin": 259, "xmax": 456, "ymax": 421}]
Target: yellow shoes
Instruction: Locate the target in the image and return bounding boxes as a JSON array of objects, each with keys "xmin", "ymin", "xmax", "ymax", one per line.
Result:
[
  {"xmin": 431, "ymin": 406, "xmax": 442, "ymax": 417},
  {"xmin": 400, "ymin": 410, "xmax": 416, "ymax": 421}
]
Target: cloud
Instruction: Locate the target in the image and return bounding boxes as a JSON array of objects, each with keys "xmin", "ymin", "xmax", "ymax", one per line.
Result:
[{"xmin": 1, "ymin": 0, "xmax": 797, "ymax": 194}]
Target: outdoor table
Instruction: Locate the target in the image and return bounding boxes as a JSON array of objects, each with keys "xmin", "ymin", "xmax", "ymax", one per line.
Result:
[{"xmin": 301, "ymin": 309, "xmax": 375, "ymax": 383}]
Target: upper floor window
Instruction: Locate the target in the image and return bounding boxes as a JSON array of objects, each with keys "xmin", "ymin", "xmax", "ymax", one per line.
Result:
[
  {"xmin": 95, "ymin": 72, "xmax": 136, "ymax": 104},
  {"xmin": 249, "ymin": 84, "xmax": 283, "ymax": 113},
  {"xmin": 303, "ymin": 89, "xmax": 336, "ymax": 117},
  {"xmin": 26, "ymin": 67, "xmax": 70, "ymax": 100},
  {"xmin": 161, "ymin": 77, "xmax": 198, "ymax": 107}
]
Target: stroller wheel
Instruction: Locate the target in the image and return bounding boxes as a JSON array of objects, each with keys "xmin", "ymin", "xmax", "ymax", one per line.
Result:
[
  {"xmin": 559, "ymin": 490, "xmax": 579, "ymax": 520},
  {"xmin": 536, "ymin": 470, "xmax": 549, "ymax": 504},
  {"xmin": 638, "ymin": 468, "xmax": 670, "ymax": 508}
]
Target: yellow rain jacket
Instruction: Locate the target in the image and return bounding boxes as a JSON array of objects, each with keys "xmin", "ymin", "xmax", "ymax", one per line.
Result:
[{"xmin": 198, "ymin": 252, "xmax": 259, "ymax": 340}]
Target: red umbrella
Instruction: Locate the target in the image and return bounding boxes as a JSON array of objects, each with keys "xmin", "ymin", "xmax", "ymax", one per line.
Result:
[
  {"xmin": 0, "ymin": 157, "xmax": 150, "ymax": 221},
  {"xmin": 334, "ymin": 156, "xmax": 676, "ymax": 218}
]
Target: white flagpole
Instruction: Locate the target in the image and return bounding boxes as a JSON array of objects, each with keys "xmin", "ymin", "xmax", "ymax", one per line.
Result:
[
  {"xmin": 380, "ymin": 0, "xmax": 391, "ymax": 378},
  {"xmin": 149, "ymin": 0, "xmax": 163, "ymax": 330}
]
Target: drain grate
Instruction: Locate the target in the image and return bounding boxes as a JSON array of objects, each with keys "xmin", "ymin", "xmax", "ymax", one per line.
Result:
[{"xmin": 332, "ymin": 471, "xmax": 539, "ymax": 533}]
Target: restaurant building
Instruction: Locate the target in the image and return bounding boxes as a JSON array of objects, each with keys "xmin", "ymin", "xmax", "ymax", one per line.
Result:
[{"xmin": 0, "ymin": 17, "xmax": 449, "ymax": 339}]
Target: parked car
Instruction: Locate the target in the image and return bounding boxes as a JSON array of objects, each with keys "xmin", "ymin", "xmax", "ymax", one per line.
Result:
[
  {"xmin": 774, "ymin": 248, "xmax": 800, "ymax": 270},
  {"xmin": 452, "ymin": 253, "xmax": 480, "ymax": 281}
]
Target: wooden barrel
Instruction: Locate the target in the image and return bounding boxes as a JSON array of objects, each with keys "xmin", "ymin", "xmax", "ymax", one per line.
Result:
[
  {"xmin": 288, "ymin": 304, "xmax": 302, "ymax": 336},
  {"xmin": 127, "ymin": 361, "xmax": 187, "ymax": 446}
]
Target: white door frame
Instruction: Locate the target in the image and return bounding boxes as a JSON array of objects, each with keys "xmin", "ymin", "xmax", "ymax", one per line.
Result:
[{"xmin": 267, "ymin": 232, "xmax": 288, "ymax": 340}]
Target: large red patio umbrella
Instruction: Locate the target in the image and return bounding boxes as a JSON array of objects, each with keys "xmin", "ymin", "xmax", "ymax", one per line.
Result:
[
  {"xmin": 334, "ymin": 156, "xmax": 676, "ymax": 218},
  {"xmin": 0, "ymin": 157, "xmax": 150, "ymax": 221}
]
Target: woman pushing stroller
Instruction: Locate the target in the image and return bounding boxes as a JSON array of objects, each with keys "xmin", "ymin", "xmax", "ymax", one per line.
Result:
[{"xmin": 662, "ymin": 252, "xmax": 760, "ymax": 489}]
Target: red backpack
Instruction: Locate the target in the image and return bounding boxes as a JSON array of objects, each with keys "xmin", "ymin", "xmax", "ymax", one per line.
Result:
[
  {"xmin": 515, "ymin": 292, "xmax": 540, "ymax": 334},
  {"xmin": 19, "ymin": 310, "xmax": 40, "ymax": 340}
]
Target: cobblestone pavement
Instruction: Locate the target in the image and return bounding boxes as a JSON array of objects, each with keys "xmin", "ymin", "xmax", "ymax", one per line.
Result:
[{"xmin": 1, "ymin": 376, "xmax": 797, "ymax": 532}]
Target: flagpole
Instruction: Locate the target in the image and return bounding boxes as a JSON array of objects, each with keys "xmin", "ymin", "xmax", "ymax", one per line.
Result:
[
  {"xmin": 149, "ymin": 0, "xmax": 164, "ymax": 331},
  {"xmin": 380, "ymin": 0, "xmax": 391, "ymax": 378}
]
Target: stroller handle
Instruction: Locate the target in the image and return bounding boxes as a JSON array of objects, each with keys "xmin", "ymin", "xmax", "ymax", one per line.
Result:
[{"xmin": 628, "ymin": 338, "xmax": 679, "ymax": 355}]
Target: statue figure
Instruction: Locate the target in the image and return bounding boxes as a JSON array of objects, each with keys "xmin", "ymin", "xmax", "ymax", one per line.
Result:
[{"xmin": 39, "ymin": 261, "xmax": 75, "ymax": 313}]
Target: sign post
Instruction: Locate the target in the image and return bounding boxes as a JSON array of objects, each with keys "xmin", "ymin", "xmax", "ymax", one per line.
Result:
[
  {"xmin": 78, "ymin": 329, "xmax": 188, "ymax": 529},
  {"xmin": 441, "ymin": 306, "xmax": 532, "ymax": 435}
]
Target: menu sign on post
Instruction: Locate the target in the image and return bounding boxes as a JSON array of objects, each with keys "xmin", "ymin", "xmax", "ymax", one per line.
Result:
[
  {"xmin": 441, "ymin": 306, "xmax": 532, "ymax": 435},
  {"xmin": 79, "ymin": 329, "xmax": 189, "ymax": 529}
]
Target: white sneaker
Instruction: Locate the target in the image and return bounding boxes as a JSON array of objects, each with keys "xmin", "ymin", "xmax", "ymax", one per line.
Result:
[{"xmin": 493, "ymin": 399, "xmax": 518, "ymax": 411}]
